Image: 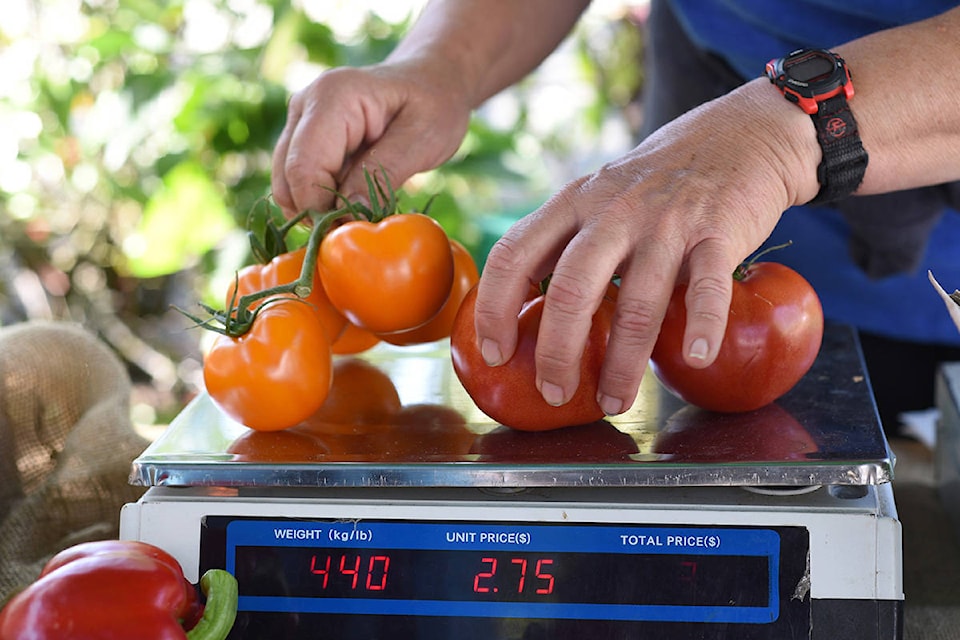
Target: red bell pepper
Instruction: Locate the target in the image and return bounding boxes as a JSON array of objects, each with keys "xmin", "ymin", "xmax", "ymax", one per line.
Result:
[{"xmin": 0, "ymin": 540, "xmax": 238, "ymax": 640}]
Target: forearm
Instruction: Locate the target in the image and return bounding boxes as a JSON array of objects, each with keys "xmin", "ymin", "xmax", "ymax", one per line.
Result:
[
  {"xmin": 836, "ymin": 7, "xmax": 960, "ymax": 195},
  {"xmin": 386, "ymin": 0, "xmax": 592, "ymax": 108}
]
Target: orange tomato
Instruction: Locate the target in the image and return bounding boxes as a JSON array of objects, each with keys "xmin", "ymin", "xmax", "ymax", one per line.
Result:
[
  {"xmin": 381, "ymin": 239, "xmax": 479, "ymax": 346},
  {"xmin": 203, "ymin": 298, "xmax": 333, "ymax": 431},
  {"xmin": 331, "ymin": 322, "xmax": 381, "ymax": 355},
  {"xmin": 318, "ymin": 213, "xmax": 455, "ymax": 334}
]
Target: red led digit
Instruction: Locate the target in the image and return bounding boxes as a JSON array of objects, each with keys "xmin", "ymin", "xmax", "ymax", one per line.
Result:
[
  {"xmin": 680, "ymin": 560, "xmax": 698, "ymax": 585},
  {"xmin": 339, "ymin": 554, "xmax": 361, "ymax": 589},
  {"xmin": 309, "ymin": 555, "xmax": 331, "ymax": 589},
  {"xmin": 534, "ymin": 558, "xmax": 555, "ymax": 595},
  {"xmin": 473, "ymin": 557, "xmax": 498, "ymax": 593},
  {"xmin": 366, "ymin": 555, "xmax": 390, "ymax": 591},
  {"xmin": 511, "ymin": 558, "xmax": 528, "ymax": 593}
]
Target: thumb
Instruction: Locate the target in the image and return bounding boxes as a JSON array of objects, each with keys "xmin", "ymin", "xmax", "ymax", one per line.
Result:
[{"xmin": 338, "ymin": 109, "xmax": 469, "ymax": 205}]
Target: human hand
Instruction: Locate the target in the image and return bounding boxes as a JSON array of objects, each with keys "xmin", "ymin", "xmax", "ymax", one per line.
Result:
[
  {"xmin": 473, "ymin": 78, "xmax": 820, "ymax": 416},
  {"xmin": 271, "ymin": 61, "xmax": 472, "ymax": 215}
]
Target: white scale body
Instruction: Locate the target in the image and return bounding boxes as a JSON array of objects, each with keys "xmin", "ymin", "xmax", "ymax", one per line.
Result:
[{"xmin": 121, "ymin": 325, "xmax": 903, "ymax": 639}]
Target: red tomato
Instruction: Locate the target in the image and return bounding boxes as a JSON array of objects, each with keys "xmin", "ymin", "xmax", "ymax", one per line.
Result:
[
  {"xmin": 381, "ymin": 239, "xmax": 479, "ymax": 346},
  {"xmin": 450, "ymin": 286, "xmax": 614, "ymax": 431},
  {"xmin": 203, "ymin": 299, "xmax": 334, "ymax": 431},
  {"xmin": 318, "ymin": 213, "xmax": 455, "ymax": 334},
  {"xmin": 228, "ymin": 246, "xmax": 347, "ymax": 343},
  {"xmin": 650, "ymin": 261, "xmax": 824, "ymax": 413}
]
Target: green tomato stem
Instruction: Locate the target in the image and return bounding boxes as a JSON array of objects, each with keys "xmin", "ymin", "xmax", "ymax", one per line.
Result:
[
  {"xmin": 226, "ymin": 208, "xmax": 344, "ymax": 332},
  {"xmin": 733, "ymin": 240, "xmax": 793, "ymax": 281}
]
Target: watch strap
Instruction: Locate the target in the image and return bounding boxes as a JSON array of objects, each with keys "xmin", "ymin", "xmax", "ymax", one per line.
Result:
[{"xmin": 810, "ymin": 94, "xmax": 869, "ymax": 204}]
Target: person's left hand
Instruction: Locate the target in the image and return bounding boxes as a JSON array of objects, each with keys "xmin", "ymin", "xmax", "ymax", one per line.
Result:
[{"xmin": 472, "ymin": 78, "xmax": 820, "ymax": 416}]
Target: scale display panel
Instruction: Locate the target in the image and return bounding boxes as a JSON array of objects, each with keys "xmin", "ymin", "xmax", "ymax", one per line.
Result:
[{"xmin": 198, "ymin": 516, "xmax": 811, "ymax": 639}]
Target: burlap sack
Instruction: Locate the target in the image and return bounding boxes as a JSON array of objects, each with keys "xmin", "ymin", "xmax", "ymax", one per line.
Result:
[{"xmin": 0, "ymin": 321, "xmax": 148, "ymax": 600}]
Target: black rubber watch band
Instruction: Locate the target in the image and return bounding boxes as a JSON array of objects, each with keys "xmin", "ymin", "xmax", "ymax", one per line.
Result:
[{"xmin": 809, "ymin": 94, "xmax": 869, "ymax": 204}]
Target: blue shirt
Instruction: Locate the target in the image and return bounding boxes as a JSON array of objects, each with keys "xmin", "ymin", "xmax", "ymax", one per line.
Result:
[
  {"xmin": 668, "ymin": 0, "xmax": 960, "ymax": 346},
  {"xmin": 668, "ymin": 0, "xmax": 957, "ymax": 80}
]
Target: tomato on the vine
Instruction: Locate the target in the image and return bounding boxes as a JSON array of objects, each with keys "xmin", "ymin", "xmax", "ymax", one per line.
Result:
[
  {"xmin": 319, "ymin": 213, "xmax": 455, "ymax": 334},
  {"xmin": 650, "ymin": 260, "xmax": 824, "ymax": 413},
  {"xmin": 382, "ymin": 239, "xmax": 479, "ymax": 346},
  {"xmin": 331, "ymin": 322, "xmax": 381, "ymax": 355},
  {"xmin": 228, "ymin": 246, "xmax": 347, "ymax": 343},
  {"xmin": 450, "ymin": 285, "xmax": 614, "ymax": 431},
  {"xmin": 203, "ymin": 298, "xmax": 334, "ymax": 431}
]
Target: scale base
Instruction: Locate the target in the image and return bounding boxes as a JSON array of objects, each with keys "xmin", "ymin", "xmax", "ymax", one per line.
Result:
[{"xmin": 121, "ymin": 483, "xmax": 902, "ymax": 640}]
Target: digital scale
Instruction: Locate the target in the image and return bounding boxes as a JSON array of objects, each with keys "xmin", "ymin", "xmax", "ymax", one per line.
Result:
[{"xmin": 120, "ymin": 324, "xmax": 903, "ymax": 639}]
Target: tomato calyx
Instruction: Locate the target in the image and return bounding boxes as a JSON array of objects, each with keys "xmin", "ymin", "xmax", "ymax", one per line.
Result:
[
  {"xmin": 324, "ymin": 165, "xmax": 402, "ymax": 224},
  {"xmin": 180, "ymin": 166, "xmax": 442, "ymax": 339},
  {"xmin": 733, "ymin": 240, "xmax": 793, "ymax": 281},
  {"xmin": 177, "ymin": 208, "xmax": 344, "ymax": 337}
]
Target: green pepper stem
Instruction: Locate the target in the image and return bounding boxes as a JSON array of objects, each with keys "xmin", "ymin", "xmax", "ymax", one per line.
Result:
[{"xmin": 185, "ymin": 570, "xmax": 238, "ymax": 640}]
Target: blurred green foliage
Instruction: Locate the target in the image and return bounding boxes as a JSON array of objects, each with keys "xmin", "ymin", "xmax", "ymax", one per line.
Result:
[{"xmin": 0, "ymin": 0, "xmax": 644, "ymax": 413}]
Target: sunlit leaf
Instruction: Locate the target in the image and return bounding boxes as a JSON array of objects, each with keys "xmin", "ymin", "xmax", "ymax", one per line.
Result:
[{"xmin": 125, "ymin": 161, "xmax": 234, "ymax": 277}]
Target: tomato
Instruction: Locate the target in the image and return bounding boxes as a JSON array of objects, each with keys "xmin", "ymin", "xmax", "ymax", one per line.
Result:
[
  {"xmin": 450, "ymin": 285, "xmax": 614, "ymax": 431},
  {"xmin": 652, "ymin": 403, "xmax": 818, "ymax": 462},
  {"xmin": 299, "ymin": 357, "xmax": 402, "ymax": 433},
  {"xmin": 228, "ymin": 246, "xmax": 347, "ymax": 343},
  {"xmin": 331, "ymin": 322, "xmax": 381, "ymax": 355},
  {"xmin": 650, "ymin": 261, "xmax": 824, "ymax": 413},
  {"xmin": 471, "ymin": 422, "xmax": 638, "ymax": 462},
  {"xmin": 381, "ymin": 239, "xmax": 479, "ymax": 346},
  {"xmin": 318, "ymin": 213, "xmax": 455, "ymax": 334},
  {"xmin": 203, "ymin": 298, "xmax": 334, "ymax": 431}
]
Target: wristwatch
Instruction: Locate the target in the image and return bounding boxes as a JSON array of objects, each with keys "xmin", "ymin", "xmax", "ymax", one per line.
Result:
[{"xmin": 765, "ymin": 48, "xmax": 869, "ymax": 204}]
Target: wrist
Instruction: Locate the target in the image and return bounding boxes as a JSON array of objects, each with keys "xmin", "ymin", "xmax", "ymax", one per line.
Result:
[{"xmin": 734, "ymin": 78, "xmax": 823, "ymax": 208}]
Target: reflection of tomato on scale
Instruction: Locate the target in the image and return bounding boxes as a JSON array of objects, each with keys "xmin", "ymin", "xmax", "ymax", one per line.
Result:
[{"xmin": 652, "ymin": 403, "xmax": 819, "ymax": 462}]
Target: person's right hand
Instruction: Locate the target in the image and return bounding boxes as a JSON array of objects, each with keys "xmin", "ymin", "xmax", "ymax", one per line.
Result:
[{"xmin": 271, "ymin": 60, "xmax": 473, "ymax": 215}]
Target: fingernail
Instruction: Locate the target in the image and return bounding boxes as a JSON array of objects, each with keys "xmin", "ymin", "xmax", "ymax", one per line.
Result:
[
  {"xmin": 598, "ymin": 394, "xmax": 623, "ymax": 416},
  {"xmin": 540, "ymin": 381, "xmax": 565, "ymax": 407},
  {"xmin": 688, "ymin": 337, "xmax": 709, "ymax": 360},
  {"xmin": 481, "ymin": 339, "xmax": 502, "ymax": 366}
]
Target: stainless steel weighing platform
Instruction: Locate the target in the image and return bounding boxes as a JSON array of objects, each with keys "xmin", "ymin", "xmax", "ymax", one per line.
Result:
[{"xmin": 120, "ymin": 323, "xmax": 903, "ymax": 640}]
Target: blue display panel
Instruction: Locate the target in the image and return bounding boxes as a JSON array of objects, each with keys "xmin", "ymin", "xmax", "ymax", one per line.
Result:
[{"xmin": 221, "ymin": 519, "xmax": 780, "ymax": 624}]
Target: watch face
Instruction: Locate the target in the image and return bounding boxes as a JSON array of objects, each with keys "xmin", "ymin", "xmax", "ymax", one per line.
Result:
[
  {"xmin": 789, "ymin": 54, "xmax": 835, "ymax": 84},
  {"xmin": 776, "ymin": 49, "xmax": 847, "ymax": 98}
]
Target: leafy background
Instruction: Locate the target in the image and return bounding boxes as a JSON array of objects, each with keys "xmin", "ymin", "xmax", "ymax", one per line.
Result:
[{"xmin": 0, "ymin": 0, "xmax": 646, "ymax": 430}]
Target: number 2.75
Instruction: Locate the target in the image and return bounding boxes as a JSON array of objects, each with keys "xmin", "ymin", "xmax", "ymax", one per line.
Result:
[{"xmin": 473, "ymin": 556, "xmax": 556, "ymax": 595}]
